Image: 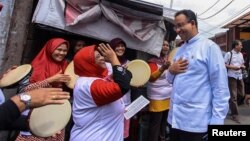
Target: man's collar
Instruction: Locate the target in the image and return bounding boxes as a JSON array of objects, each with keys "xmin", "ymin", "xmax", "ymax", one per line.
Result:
[
  {"xmin": 185, "ymin": 33, "xmax": 200, "ymax": 44},
  {"xmin": 232, "ymin": 49, "xmax": 240, "ymax": 54}
]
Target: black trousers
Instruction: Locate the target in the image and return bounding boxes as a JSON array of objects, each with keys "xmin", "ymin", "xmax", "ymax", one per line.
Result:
[
  {"xmin": 148, "ymin": 110, "xmax": 168, "ymax": 141},
  {"xmin": 228, "ymin": 77, "xmax": 245, "ymax": 116},
  {"xmin": 169, "ymin": 125, "xmax": 207, "ymax": 141}
]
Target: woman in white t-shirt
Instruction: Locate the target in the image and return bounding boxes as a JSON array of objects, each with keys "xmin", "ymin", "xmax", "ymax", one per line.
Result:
[
  {"xmin": 147, "ymin": 40, "xmax": 172, "ymax": 141},
  {"xmin": 70, "ymin": 44, "xmax": 132, "ymax": 141}
]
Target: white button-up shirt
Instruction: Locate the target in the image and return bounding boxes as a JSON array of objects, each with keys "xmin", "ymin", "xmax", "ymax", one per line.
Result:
[
  {"xmin": 166, "ymin": 34, "xmax": 230, "ymax": 133},
  {"xmin": 224, "ymin": 50, "xmax": 244, "ymax": 79}
]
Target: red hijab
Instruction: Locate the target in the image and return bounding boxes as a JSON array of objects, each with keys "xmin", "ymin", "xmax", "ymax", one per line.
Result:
[
  {"xmin": 30, "ymin": 38, "xmax": 69, "ymax": 83},
  {"xmin": 74, "ymin": 45, "xmax": 108, "ymax": 78}
]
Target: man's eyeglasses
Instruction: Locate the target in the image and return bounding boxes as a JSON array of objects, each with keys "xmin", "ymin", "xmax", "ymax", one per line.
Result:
[{"xmin": 173, "ymin": 21, "xmax": 192, "ymax": 31}]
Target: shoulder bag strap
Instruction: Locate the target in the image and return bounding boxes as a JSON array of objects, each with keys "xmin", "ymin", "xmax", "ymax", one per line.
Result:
[{"xmin": 228, "ymin": 51, "xmax": 232, "ymax": 65}]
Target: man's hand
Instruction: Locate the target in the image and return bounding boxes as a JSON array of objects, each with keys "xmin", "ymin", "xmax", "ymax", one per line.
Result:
[
  {"xmin": 240, "ymin": 65, "xmax": 246, "ymax": 69},
  {"xmin": 11, "ymin": 88, "xmax": 70, "ymax": 112},
  {"xmin": 27, "ymin": 88, "xmax": 70, "ymax": 108},
  {"xmin": 231, "ymin": 66, "xmax": 241, "ymax": 71},
  {"xmin": 169, "ymin": 58, "xmax": 188, "ymax": 74}
]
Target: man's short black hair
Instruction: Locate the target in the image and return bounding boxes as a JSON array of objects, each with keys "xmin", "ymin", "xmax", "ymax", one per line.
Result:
[
  {"xmin": 232, "ymin": 40, "xmax": 241, "ymax": 48},
  {"xmin": 175, "ymin": 9, "xmax": 198, "ymax": 28}
]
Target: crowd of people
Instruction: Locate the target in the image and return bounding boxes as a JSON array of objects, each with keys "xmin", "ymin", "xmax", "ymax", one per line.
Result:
[{"xmin": 0, "ymin": 8, "xmax": 249, "ymax": 141}]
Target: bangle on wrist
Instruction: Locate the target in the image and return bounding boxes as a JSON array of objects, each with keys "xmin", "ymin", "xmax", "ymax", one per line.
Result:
[{"xmin": 159, "ymin": 68, "xmax": 164, "ymax": 73}]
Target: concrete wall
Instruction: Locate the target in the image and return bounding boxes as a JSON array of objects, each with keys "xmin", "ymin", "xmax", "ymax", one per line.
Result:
[
  {"xmin": 0, "ymin": 0, "xmax": 15, "ymax": 72},
  {"xmin": 1, "ymin": 0, "xmax": 34, "ymax": 73}
]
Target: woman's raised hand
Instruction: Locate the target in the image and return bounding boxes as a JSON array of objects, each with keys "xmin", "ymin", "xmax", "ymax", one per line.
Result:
[
  {"xmin": 98, "ymin": 43, "xmax": 120, "ymax": 66},
  {"xmin": 46, "ymin": 70, "xmax": 71, "ymax": 83}
]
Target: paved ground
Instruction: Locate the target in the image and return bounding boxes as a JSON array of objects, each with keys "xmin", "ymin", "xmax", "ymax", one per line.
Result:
[{"xmin": 225, "ymin": 104, "xmax": 250, "ymax": 125}]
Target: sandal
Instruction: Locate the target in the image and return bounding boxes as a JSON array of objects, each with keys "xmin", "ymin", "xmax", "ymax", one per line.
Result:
[
  {"xmin": 244, "ymin": 98, "xmax": 250, "ymax": 106},
  {"xmin": 232, "ymin": 115, "xmax": 241, "ymax": 124}
]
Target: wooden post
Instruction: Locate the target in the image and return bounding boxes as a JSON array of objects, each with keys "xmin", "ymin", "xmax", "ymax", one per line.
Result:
[
  {"xmin": 1, "ymin": 0, "xmax": 34, "ymax": 99},
  {"xmin": 1, "ymin": 0, "xmax": 34, "ymax": 73},
  {"xmin": 0, "ymin": 1, "xmax": 34, "ymax": 141}
]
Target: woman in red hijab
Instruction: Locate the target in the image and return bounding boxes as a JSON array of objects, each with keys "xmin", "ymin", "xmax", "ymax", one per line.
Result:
[
  {"xmin": 70, "ymin": 43, "xmax": 132, "ymax": 141},
  {"xmin": 16, "ymin": 38, "xmax": 71, "ymax": 141},
  {"xmin": 29, "ymin": 38, "xmax": 71, "ymax": 86}
]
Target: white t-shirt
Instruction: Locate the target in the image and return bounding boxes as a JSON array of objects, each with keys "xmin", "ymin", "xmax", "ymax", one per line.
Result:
[
  {"xmin": 70, "ymin": 77, "xmax": 125, "ymax": 141},
  {"xmin": 224, "ymin": 50, "xmax": 244, "ymax": 79}
]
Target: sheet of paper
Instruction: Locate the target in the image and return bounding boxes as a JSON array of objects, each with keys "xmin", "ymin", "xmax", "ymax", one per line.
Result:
[{"xmin": 124, "ymin": 95, "xmax": 150, "ymax": 120}]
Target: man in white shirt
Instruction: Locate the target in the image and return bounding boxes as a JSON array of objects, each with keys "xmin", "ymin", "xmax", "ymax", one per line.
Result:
[
  {"xmin": 224, "ymin": 40, "xmax": 245, "ymax": 123},
  {"xmin": 166, "ymin": 9, "xmax": 230, "ymax": 141}
]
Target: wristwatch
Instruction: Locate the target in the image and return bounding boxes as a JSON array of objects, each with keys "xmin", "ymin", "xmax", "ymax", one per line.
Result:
[
  {"xmin": 19, "ymin": 93, "xmax": 31, "ymax": 109},
  {"xmin": 116, "ymin": 66, "xmax": 124, "ymax": 72}
]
